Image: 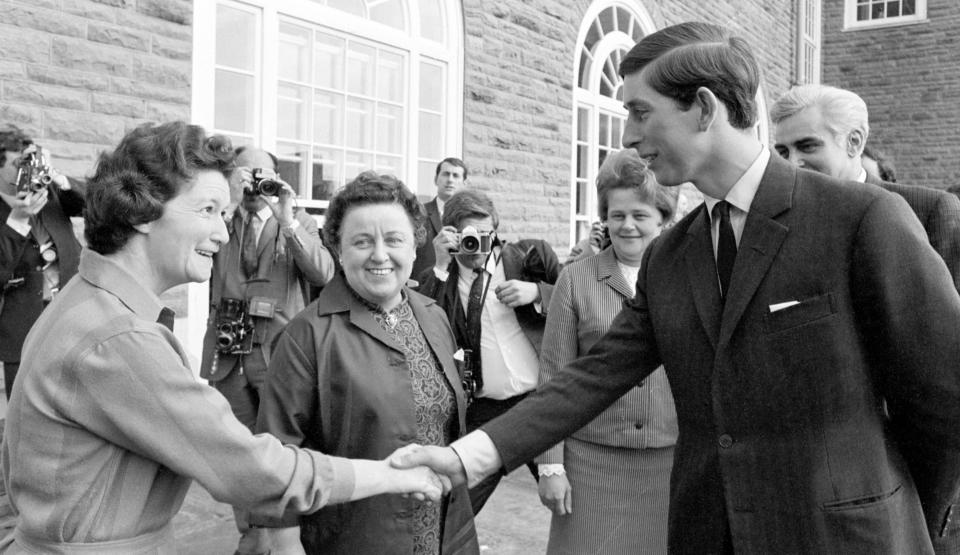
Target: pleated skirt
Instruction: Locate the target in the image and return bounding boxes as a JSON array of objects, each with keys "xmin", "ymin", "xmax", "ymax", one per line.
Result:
[{"xmin": 546, "ymin": 438, "xmax": 674, "ymax": 555}]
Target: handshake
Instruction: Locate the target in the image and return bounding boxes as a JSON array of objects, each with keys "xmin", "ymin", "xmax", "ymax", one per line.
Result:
[{"xmin": 386, "ymin": 444, "xmax": 468, "ymax": 502}]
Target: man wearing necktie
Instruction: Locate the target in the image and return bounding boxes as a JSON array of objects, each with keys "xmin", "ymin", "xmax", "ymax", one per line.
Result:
[
  {"xmin": 394, "ymin": 21, "xmax": 960, "ymax": 554},
  {"xmin": 0, "ymin": 126, "xmax": 84, "ymax": 399},
  {"xmin": 416, "ymin": 189, "xmax": 560, "ymax": 514},
  {"xmin": 199, "ymin": 147, "xmax": 335, "ymax": 555}
]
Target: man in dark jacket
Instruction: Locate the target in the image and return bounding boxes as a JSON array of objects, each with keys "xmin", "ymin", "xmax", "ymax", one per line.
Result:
[{"xmin": 0, "ymin": 125, "xmax": 83, "ymax": 398}]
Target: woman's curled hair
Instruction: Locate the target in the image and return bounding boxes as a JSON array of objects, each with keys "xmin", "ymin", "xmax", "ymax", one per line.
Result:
[{"xmin": 84, "ymin": 121, "xmax": 235, "ymax": 254}]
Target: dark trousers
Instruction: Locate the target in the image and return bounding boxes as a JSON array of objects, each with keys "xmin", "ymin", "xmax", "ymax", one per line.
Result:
[
  {"xmin": 3, "ymin": 361, "xmax": 18, "ymax": 401},
  {"xmin": 466, "ymin": 393, "xmax": 539, "ymax": 515}
]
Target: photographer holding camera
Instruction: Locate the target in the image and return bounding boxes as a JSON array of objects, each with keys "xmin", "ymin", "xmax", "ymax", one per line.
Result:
[
  {"xmin": 0, "ymin": 125, "xmax": 83, "ymax": 399},
  {"xmin": 417, "ymin": 189, "xmax": 560, "ymax": 514},
  {"xmin": 199, "ymin": 146, "xmax": 335, "ymax": 555}
]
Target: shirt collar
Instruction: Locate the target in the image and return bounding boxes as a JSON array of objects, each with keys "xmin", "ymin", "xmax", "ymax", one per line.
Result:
[
  {"xmin": 856, "ymin": 168, "xmax": 867, "ymax": 183},
  {"xmin": 436, "ymin": 197, "xmax": 445, "ymax": 214},
  {"xmin": 253, "ymin": 204, "xmax": 272, "ymax": 222},
  {"xmin": 703, "ymin": 146, "xmax": 771, "ymax": 217},
  {"xmin": 78, "ymin": 249, "xmax": 167, "ymax": 323}
]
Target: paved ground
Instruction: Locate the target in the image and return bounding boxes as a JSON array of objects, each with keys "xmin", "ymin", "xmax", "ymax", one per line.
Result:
[{"xmin": 173, "ymin": 468, "xmax": 550, "ymax": 554}]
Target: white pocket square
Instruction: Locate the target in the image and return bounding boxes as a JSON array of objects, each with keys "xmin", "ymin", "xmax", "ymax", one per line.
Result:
[{"xmin": 769, "ymin": 300, "xmax": 800, "ymax": 313}]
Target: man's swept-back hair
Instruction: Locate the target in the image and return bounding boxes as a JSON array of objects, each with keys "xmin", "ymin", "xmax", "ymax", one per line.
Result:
[
  {"xmin": 0, "ymin": 125, "xmax": 32, "ymax": 167},
  {"xmin": 619, "ymin": 21, "xmax": 760, "ymax": 129},
  {"xmin": 441, "ymin": 189, "xmax": 499, "ymax": 230},
  {"xmin": 85, "ymin": 121, "xmax": 235, "ymax": 254},
  {"xmin": 770, "ymin": 84, "xmax": 870, "ymax": 144}
]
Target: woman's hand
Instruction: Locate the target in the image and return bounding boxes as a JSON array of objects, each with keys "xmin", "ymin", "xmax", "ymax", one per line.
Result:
[{"xmin": 538, "ymin": 473, "xmax": 573, "ymax": 515}]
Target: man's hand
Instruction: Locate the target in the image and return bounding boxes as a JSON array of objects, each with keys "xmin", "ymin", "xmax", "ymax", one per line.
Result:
[
  {"xmin": 227, "ymin": 165, "xmax": 252, "ymax": 206},
  {"xmin": 588, "ymin": 221, "xmax": 605, "ymax": 250},
  {"xmin": 2, "ymin": 188, "xmax": 48, "ymax": 224},
  {"xmin": 264, "ymin": 182, "xmax": 296, "ymax": 228},
  {"xmin": 538, "ymin": 473, "xmax": 573, "ymax": 515},
  {"xmin": 390, "ymin": 444, "xmax": 467, "ymax": 493},
  {"xmin": 495, "ymin": 279, "xmax": 539, "ymax": 307},
  {"xmin": 432, "ymin": 226, "xmax": 459, "ymax": 271}
]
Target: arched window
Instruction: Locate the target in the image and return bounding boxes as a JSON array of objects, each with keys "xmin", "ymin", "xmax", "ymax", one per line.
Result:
[
  {"xmin": 193, "ymin": 0, "xmax": 463, "ymax": 207},
  {"xmin": 570, "ymin": 1, "xmax": 656, "ymax": 247}
]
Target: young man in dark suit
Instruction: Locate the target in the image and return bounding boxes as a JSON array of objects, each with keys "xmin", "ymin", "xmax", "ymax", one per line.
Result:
[
  {"xmin": 771, "ymin": 83, "xmax": 960, "ymax": 291},
  {"xmin": 416, "ymin": 189, "xmax": 560, "ymax": 513},
  {"xmin": 395, "ymin": 21, "xmax": 960, "ymax": 554},
  {"xmin": 412, "ymin": 157, "xmax": 467, "ymax": 279},
  {"xmin": 0, "ymin": 126, "xmax": 83, "ymax": 399}
]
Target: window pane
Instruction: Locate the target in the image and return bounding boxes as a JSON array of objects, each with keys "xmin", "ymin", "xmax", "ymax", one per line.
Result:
[
  {"xmin": 576, "ymin": 145, "xmax": 588, "ymax": 179},
  {"xmin": 419, "ymin": 0, "xmax": 444, "ymax": 43},
  {"xmin": 277, "ymin": 83, "xmax": 308, "ymax": 140},
  {"xmin": 313, "ymin": 146, "xmax": 343, "ymax": 199},
  {"xmin": 576, "ymin": 181, "xmax": 587, "ymax": 213},
  {"xmin": 598, "ymin": 114, "xmax": 609, "ymax": 147},
  {"xmin": 314, "ymin": 33, "xmax": 345, "ymax": 90},
  {"xmin": 418, "ymin": 112, "xmax": 442, "ymax": 160},
  {"xmin": 857, "ymin": 3, "xmax": 870, "ymax": 20},
  {"xmin": 216, "ymin": 5, "xmax": 256, "ymax": 70},
  {"xmin": 376, "ymin": 104, "xmax": 403, "ymax": 155},
  {"xmin": 347, "ymin": 43, "xmax": 375, "ymax": 96},
  {"xmin": 872, "ymin": 2, "xmax": 885, "ymax": 19},
  {"xmin": 418, "ymin": 160, "xmax": 435, "ymax": 196},
  {"xmin": 376, "ymin": 155, "xmax": 403, "ymax": 177},
  {"xmin": 276, "ymin": 142, "xmax": 308, "ymax": 197},
  {"xmin": 616, "ymin": 7, "xmax": 631, "ymax": 34},
  {"xmin": 903, "ymin": 0, "xmax": 916, "ymax": 15},
  {"xmin": 612, "ymin": 118, "xmax": 622, "ymax": 147},
  {"xmin": 279, "ymin": 23, "xmax": 311, "ymax": 82},
  {"xmin": 345, "ymin": 151, "xmax": 374, "ymax": 180},
  {"xmin": 329, "ymin": 0, "xmax": 364, "ymax": 18},
  {"xmin": 419, "ymin": 62, "xmax": 444, "ymax": 112},
  {"xmin": 598, "ymin": 7, "xmax": 615, "ymax": 33},
  {"xmin": 214, "ymin": 70, "xmax": 255, "ymax": 134},
  {"xmin": 577, "ymin": 107, "xmax": 589, "ymax": 141},
  {"xmin": 370, "ymin": 0, "xmax": 405, "ymax": 30},
  {"xmin": 313, "ymin": 91, "xmax": 344, "ymax": 146},
  {"xmin": 345, "ymin": 98, "xmax": 374, "ymax": 149},
  {"xmin": 378, "ymin": 51, "xmax": 404, "ymax": 103},
  {"xmin": 887, "ymin": 1, "xmax": 900, "ymax": 16}
]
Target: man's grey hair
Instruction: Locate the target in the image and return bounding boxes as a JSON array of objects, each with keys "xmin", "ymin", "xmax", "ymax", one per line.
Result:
[{"xmin": 770, "ymin": 84, "xmax": 869, "ymax": 143}]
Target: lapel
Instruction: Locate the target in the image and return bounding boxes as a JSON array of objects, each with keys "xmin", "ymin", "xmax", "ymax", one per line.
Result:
[
  {"xmin": 717, "ymin": 157, "xmax": 793, "ymax": 347},
  {"xmin": 427, "ymin": 199, "xmax": 442, "ymax": 233},
  {"xmin": 257, "ymin": 214, "xmax": 279, "ymax": 258},
  {"xmin": 499, "ymin": 241, "xmax": 525, "ymax": 280},
  {"xmin": 595, "ymin": 247, "xmax": 634, "ymax": 299},
  {"xmin": 683, "ymin": 205, "xmax": 723, "ymax": 350},
  {"xmin": 319, "ymin": 275, "xmax": 404, "ymax": 353}
]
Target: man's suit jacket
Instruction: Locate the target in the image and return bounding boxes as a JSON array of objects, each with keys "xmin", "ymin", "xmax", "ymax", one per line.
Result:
[
  {"xmin": 200, "ymin": 208, "xmax": 334, "ymax": 381},
  {"xmin": 412, "ymin": 197, "xmax": 442, "ymax": 280},
  {"xmin": 417, "ymin": 239, "xmax": 560, "ymax": 360},
  {"xmin": 0, "ymin": 183, "xmax": 83, "ymax": 362},
  {"xmin": 865, "ymin": 174, "xmax": 960, "ymax": 291},
  {"xmin": 483, "ymin": 157, "xmax": 960, "ymax": 554}
]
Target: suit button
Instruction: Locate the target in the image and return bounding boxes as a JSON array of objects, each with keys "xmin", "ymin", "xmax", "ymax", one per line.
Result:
[{"xmin": 718, "ymin": 434, "xmax": 734, "ymax": 448}]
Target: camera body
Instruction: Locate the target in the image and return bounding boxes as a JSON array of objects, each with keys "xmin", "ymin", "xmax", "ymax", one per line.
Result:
[
  {"xmin": 247, "ymin": 168, "xmax": 282, "ymax": 197},
  {"xmin": 16, "ymin": 150, "xmax": 53, "ymax": 194},
  {"xmin": 215, "ymin": 298, "xmax": 254, "ymax": 355},
  {"xmin": 453, "ymin": 226, "xmax": 494, "ymax": 255}
]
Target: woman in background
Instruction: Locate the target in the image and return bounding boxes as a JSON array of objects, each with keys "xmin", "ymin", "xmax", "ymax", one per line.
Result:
[
  {"xmin": 256, "ymin": 172, "xmax": 478, "ymax": 554},
  {"xmin": 536, "ymin": 148, "xmax": 679, "ymax": 554}
]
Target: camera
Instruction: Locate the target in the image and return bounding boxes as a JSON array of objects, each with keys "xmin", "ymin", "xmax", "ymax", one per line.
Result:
[
  {"xmin": 454, "ymin": 226, "xmax": 494, "ymax": 255},
  {"xmin": 247, "ymin": 168, "xmax": 282, "ymax": 197},
  {"xmin": 215, "ymin": 298, "xmax": 254, "ymax": 355},
  {"xmin": 16, "ymin": 149, "xmax": 53, "ymax": 194}
]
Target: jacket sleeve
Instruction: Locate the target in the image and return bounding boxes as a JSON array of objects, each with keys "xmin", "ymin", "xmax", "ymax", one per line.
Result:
[
  {"xmin": 287, "ymin": 210, "xmax": 335, "ymax": 287},
  {"xmin": 533, "ymin": 267, "xmax": 577, "ymax": 465},
  {"xmin": 66, "ymin": 326, "xmax": 355, "ymax": 520},
  {"xmin": 535, "ymin": 240, "xmax": 561, "ymax": 313},
  {"xmin": 852, "ymin": 192, "xmax": 960, "ymax": 552}
]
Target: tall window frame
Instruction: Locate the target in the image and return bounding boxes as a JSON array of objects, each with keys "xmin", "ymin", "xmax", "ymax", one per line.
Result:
[
  {"xmin": 192, "ymin": 0, "xmax": 464, "ymax": 209},
  {"xmin": 570, "ymin": 1, "xmax": 656, "ymax": 250},
  {"xmin": 843, "ymin": 0, "xmax": 927, "ymax": 30},
  {"xmin": 796, "ymin": 0, "xmax": 821, "ymax": 84}
]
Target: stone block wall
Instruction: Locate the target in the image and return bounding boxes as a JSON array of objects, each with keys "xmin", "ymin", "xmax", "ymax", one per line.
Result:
[
  {"xmin": 460, "ymin": 0, "xmax": 798, "ymax": 247},
  {"xmin": 821, "ymin": 0, "xmax": 960, "ymax": 189},
  {"xmin": 0, "ymin": 0, "xmax": 193, "ymax": 180}
]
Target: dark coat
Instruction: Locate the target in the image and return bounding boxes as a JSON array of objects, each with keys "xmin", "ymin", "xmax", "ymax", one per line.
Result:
[
  {"xmin": 0, "ymin": 182, "xmax": 83, "ymax": 362},
  {"xmin": 416, "ymin": 239, "xmax": 561, "ymax": 359},
  {"xmin": 255, "ymin": 274, "xmax": 479, "ymax": 554},
  {"xmin": 483, "ymin": 157, "xmax": 960, "ymax": 554},
  {"xmin": 865, "ymin": 173, "xmax": 960, "ymax": 292},
  {"xmin": 412, "ymin": 197, "xmax": 443, "ymax": 280}
]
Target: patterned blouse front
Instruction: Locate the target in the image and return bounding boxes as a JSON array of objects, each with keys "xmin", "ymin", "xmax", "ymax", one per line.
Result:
[{"xmin": 366, "ymin": 296, "xmax": 456, "ymax": 555}]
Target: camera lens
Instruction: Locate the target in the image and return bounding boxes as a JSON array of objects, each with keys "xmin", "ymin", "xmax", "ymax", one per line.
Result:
[
  {"xmin": 257, "ymin": 179, "xmax": 281, "ymax": 197},
  {"xmin": 460, "ymin": 235, "xmax": 480, "ymax": 254}
]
